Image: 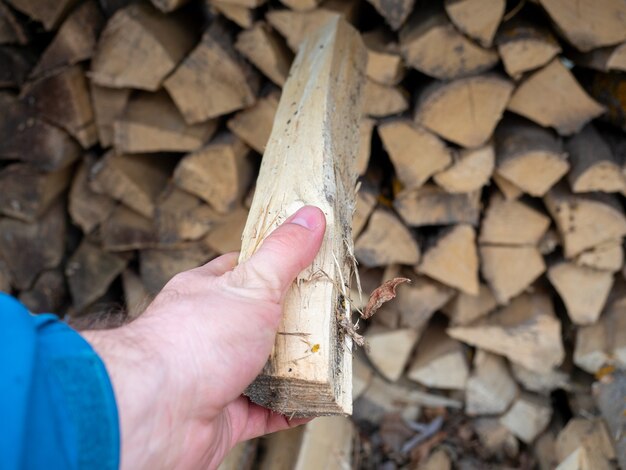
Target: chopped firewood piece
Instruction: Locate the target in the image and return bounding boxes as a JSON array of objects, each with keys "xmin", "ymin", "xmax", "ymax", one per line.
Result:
[
  {"xmin": 492, "ymin": 171, "xmax": 523, "ymax": 200},
  {"xmin": 507, "ymin": 60, "xmax": 605, "ymax": 135},
  {"xmin": 173, "ymin": 133, "xmax": 252, "ymax": 214},
  {"xmin": 294, "ymin": 418, "xmax": 354, "ymax": 470},
  {"xmin": 378, "ymin": 119, "xmax": 452, "ymax": 190},
  {"xmin": 433, "ymin": 144, "xmax": 494, "ymax": 193},
  {"xmin": 555, "ymin": 447, "xmax": 606, "ymax": 470},
  {"xmin": 574, "ymin": 304, "xmax": 626, "ymax": 373},
  {"xmin": 356, "ymin": 118, "xmax": 375, "ymax": 175},
  {"xmin": 164, "ymin": 21, "xmax": 259, "ymax": 123},
  {"xmin": 556, "ymin": 418, "xmax": 615, "ymax": 467},
  {"xmin": 394, "ymin": 184, "xmax": 481, "ymax": 227},
  {"xmin": 352, "ymin": 181, "xmax": 377, "ymax": 237},
  {"xmin": 362, "ymin": 277, "xmax": 411, "ymax": 319},
  {"xmin": 155, "ymin": 187, "xmax": 217, "ymax": 244},
  {"xmin": 353, "ymin": 355, "xmax": 373, "ymax": 399},
  {"xmin": 113, "ymin": 91, "xmax": 218, "ymax": 154},
  {"xmin": 355, "ymin": 208, "xmax": 420, "ymax": 267},
  {"xmin": 362, "ymin": 29, "xmax": 404, "ymax": 85},
  {"xmin": 418, "ymin": 224, "xmax": 479, "ymax": 295},
  {"xmin": 66, "ymin": 240, "xmax": 128, "ymax": 311},
  {"xmin": 574, "ymin": 42, "xmax": 626, "ymax": 73},
  {"xmin": 91, "ymin": 3, "xmax": 195, "ymax": 91},
  {"xmin": 280, "ymin": 0, "xmax": 322, "ymax": 10},
  {"xmin": 90, "ymin": 152, "xmax": 172, "ymax": 219},
  {"xmin": 362, "ymin": 80, "xmax": 408, "ymax": 117},
  {"xmin": 499, "ymin": 394, "xmax": 552, "ymax": 443},
  {"xmin": 0, "ymin": 163, "xmax": 72, "ymax": 222},
  {"xmin": 6, "ymin": 0, "xmax": 77, "ymax": 30},
  {"xmin": 21, "ymin": 65, "xmax": 97, "ymax": 148},
  {"xmin": 548, "ymin": 262, "xmax": 613, "ymax": 325},
  {"xmin": 0, "ymin": 202, "xmax": 66, "ymax": 290},
  {"xmin": 400, "ymin": 5, "xmax": 498, "ymax": 80},
  {"xmin": 366, "ymin": 0, "xmax": 414, "ymax": 30},
  {"xmin": 535, "ymin": 432, "xmax": 559, "ymax": 470},
  {"xmin": 415, "ymin": 75, "xmax": 514, "ymax": 148},
  {"xmin": 576, "ymin": 240, "xmax": 624, "ymax": 273},
  {"xmin": 544, "ymin": 183, "xmax": 626, "ymax": 258},
  {"xmin": 31, "ymin": 1, "xmax": 104, "ymax": 78},
  {"xmin": 444, "ymin": 0, "xmax": 505, "ymax": 47},
  {"xmin": 496, "ymin": 21, "xmax": 561, "ymax": 79},
  {"xmin": 466, "ymin": 351, "xmax": 518, "ymax": 415},
  {"xmin": 0, "ymin": 45, "xmax": 33, "ymax": 88},
  {"xmin": 408, "ymin": 322, "xmax": 469, "ymax": 390},
  {"xmin": 510, "ymin": 362, "xmax": 569, "ymax": 394},
  {"xmin": 566, "ymin": 124, "xmax": 626, "ymax": 193},
  {"xmin": 235, "ymin": 22, "xmax": 293, "ymax": 87},
  {"xmin": 0, "ymin": 2, "xmax": 28, "ymax": 45},
  {"xmin": 479, "ymin": 194, "xmax": 551, "ymax": 246},
  {"xmin": 444, "ymin": 284, "xmax": 497, "ymax": 326},
  {"xmin": 593, "ymin": 372, "xmax": 626, "ymax": 469},
  {"xmin": 204, "ymin": 206, "xmax": 248, "ymax": 254},
  {"xmin": 210, "ymin": 1, "xmax": 253, "ymax": 29},
  {"xmin": 210, "ymin": 0, "xmax": 265, "ymax": 7},
  {"xmin": 255, "ymin": 427, "xmax": 302, "ymax": 470},
  {"xmin": 480, "ymin": 245, "xmax": 545, "ymax": 304},
  {"xmin": 474, "ymin": 418, "xmax": 520, "ymax": 459},
  {"xmin": 122, "ymin": 269, "xmax": 151, "ymax": 320},
  {"xmin": 538, "ymin": 0, "xmax": 626, "ymax": 52},
  {"xmin": 150, "ymin": 0, "xmax": 189, "ymax": 12},
  {"xmin": 365, "ymin": 326, "xmax": 418, "ymax": 381},
  {"xmin": 448, "ymin": 293, "xmax": 565, "ymax": 373},
  {"xmin": 69, "ymin": 159, "xmax": 116, "ymax": 234},
  {"xmin": 421, "ymin": 449, "xmax": 451, "ymax": 470},
  {"xmin": 101, "ymin": 205, "xmax": 158, "ymax": 252},
  {"xmin": 227, "ymin": 90, "xmax": 279, "ymax": 154},
  {"xmin": 19, "ymin": 269, "xmax": 66, "ymax": 314},
  {"xmin": 90, "ymin": 84, "xmax": 130, "ymax": 149}
]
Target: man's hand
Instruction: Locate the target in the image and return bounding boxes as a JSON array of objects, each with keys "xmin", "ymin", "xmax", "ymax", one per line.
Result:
[{"xmin": 83, "ymin": 206, "xmax": 326, "ymax": 470}]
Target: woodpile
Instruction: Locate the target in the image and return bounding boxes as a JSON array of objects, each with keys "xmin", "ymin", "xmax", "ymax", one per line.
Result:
[{"xmin": 1, "ymin": 0, "xmax": 625, "ymax": 468}]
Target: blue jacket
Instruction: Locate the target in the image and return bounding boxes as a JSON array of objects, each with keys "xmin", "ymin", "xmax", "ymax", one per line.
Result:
[{"xmin": 0, "ymin": 293, "xmax": 119, "ymax": 469}]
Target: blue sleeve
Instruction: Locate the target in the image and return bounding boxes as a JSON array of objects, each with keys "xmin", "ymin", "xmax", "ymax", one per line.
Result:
[{"xmin": 0, "ymin": 293, "xmax": 120, "ymax": 470}]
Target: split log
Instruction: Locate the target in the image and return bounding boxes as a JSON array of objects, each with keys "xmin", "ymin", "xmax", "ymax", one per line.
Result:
[
  {"xmin": 214, "ymin": 0, "xmax": 265, "ymax": 8},
  {"xmin": 18, "ymin": 269, "xmax": 66, "ymax": 314},
  {"xmin": 90, "ymin": 84, "xmax": 130, "ymax": 148},
  {"xmin": 474, "ymin": 419, "xmax": 520, "ymax": 459},
  {"xmin": 91, "ymin": 3, "xmax": 196, "ymax": 91},
  {"xmin": 499, "ymin": 394, "xmax": 552, "ymax": 443},
  {"xmin": 574, "ymin": 305, "xmax": 626, "ymax": 373},
  {"xmin": 280, "ymin": 0, "xmax": 321, "ymax": 11},
  {"xmin": 150, "ymin": 0, "xmax": 189, "ymax": 12},
  {"xmin": 354, "ymin": 207, "xmax": 420, "ymax": 268},
  {"xmin": 113, "ymin": 91, "xmax": 218, "ymax": 154},
  {"xmin": 421, "ymin": 450, "xmax": 451, "ymax": 470},
  {"xmin": 444, "ymin": 0, "xmax": 505, "ymax": 47},
  {"xmin": 494, "ymin": 118, "xmax": 568, "ymax": 196},
  {"xmin": 362, "ymin": 80, "xmax": 408, "ymax": 117},
  {"xmin": 378, "ymin": 119, "xmax": 452, "ymax": 190},
  {"xmin": 394, "ymin": 184, "xmax": 481, "ymax": 227},
  {"xmin": 238, "ymin": 17, "xmax": 366, "ymax": 416},
  {"xmin": 465, "ymin": 351, "xmax": 518, "ymax": 415},
  {"xmin": 226, "ymin": 90, "xmax": 279, "ymax": 154},
  {"xmin": 66, "ymin": 239, "xmax": 128, "ymax": 311},
  {"xmin": 433, "ymin": 144, "xmax": 494, "ymax": 193},
  {"xmin": 255, "ymin": 426, "xmax": 303, "ymax": 470},
  {"xmin": 0, "ymin": 45, "xmax": 33, "ymax": 88},
  {"xmin": 555, "ymin": 447, "xmax": 604, "ymax": 470},
  {"xmin": 507, "ymin": 59, "xmax": 605, "ymax": 135},
  {"xmin": 154, "ymin": 186, "xmax": 216, "ymax": 244},
  {"xmin": 69, "ymin": 159, "xmax": 116, "ymax": 234},
  {"xmin": 362, "ymin": 29, "xmax": 404, "ymax": 85},
  {"xmin": 479, "ymin": 194, "xmax": 550, "ymax": 245},
  {"xmin": 480, "ymin": 245, "xmax": 545, "ymax": 304},
  {"xmin": 407, "ymin": 323, "xmax": 469, "ymax": 390},
  {"xmin": 0, "ymin": 202, "xmax": 66, "ymax": 290},
  {"xmin": 365, "ymin": 326, "xmax": 418, "ymax": 382},
  {"xmin": 555, "ymin": 418, "xmax": 615, "ymax": 469},
  {"xmin": 414, "ymin": 74, "xmax": 514, "ymax": 148},
  {"xmin": 544, "ymin": 183, "xmax": 626, "ymax": 258},
  {"xmin": 235, "ymin": 22, "xmax": 293, "ymax": 87},
  {"xmin": 418, "ymin": 224, "xmax": 479, "ymax": 295},
  {"xmin": 0, "ymin": 1, "xmax": 28, "ymax": 45},
  {"xmin": 204, "ymin": 206, "xmax": 248, "ymax": 254},
  {"xmin": 399, "ymin": 5, "xmax": 498, "ymax": 80},
  {"xmin": 173, "ymin": 133, "xmax": 252, "ymax": 214},
  {"xmin": 121, "ymin": 269, "xmax": 151, "ymax": 320},
  {"xmin": 6, "ymin": 0, "xmax": 78, "ymax": 30},
  {"xmin": 0, "ymin": 163, "xmax": 72, "ymax": 223},
  {"xmin": 448, "ymin": 293, "xmax": 565, "ymax": 373},
  {"xmin": 510, "ymin": 362, "xmax": 569, "ymax": 395},
  {"xmin": 576, "ymin": 240, "xmax": 624, "ymax": 273},
  {"xmin": 352, "ymin": 181, "xmax": 377, "ymax": 237},
  {"xmin": 100, "ymin": 205, "xmax": 158, "ymax": 252},
  {"xmin": 164, "ymin": 21, "xmax": 259, "ymax": 123},
  {"xmin": 293, "ymin": 418, "xmax": 354, "ymax": 470},
  {"xmin": 574, "ymin": 42, "xmax": 626, "ymax": 73},
  {"xmin": 210, "ymin": 1, "xmax": 253, "ymax": 29},
  {"xmin": 538, "ymin": 0, "xmax": 626, "ymax": 52},
  {"xmin": 566, "ymin": 124, "xmax": 626, "ymax": 193},
  {"xmin": 90, "ymin": 152, "xmax": 172, "ymax": 219},
  {"xmin": 356, "ymin": 118, "xmax": 375, "ymax": 175},
  {"xmin": 492, "ymin": 171, "xmax": 523, "ymax": 200},
  {"xmin": 366, "ymin": 0, "xmax": 414, "ymax": 31},
  {"xmin": 444, "ymin": 284, "xmax": 497, "ymax": 326},
  {"xmin": 593, "ymin": 372, "xmax": 626, "ymax": 469},
  {"xmin": 353, "ymin": 355, "xmax": 373, "ymax": 399}
]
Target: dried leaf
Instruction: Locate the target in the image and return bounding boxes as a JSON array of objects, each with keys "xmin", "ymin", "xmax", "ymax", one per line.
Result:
[{"xmin": 361, "ymin": 277, "xmax": 411, "ymax": 319}]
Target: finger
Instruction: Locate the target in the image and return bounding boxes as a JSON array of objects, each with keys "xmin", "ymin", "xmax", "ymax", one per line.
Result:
[{"xmin": 191, "ymin": 252, "xmax": 239, "ymax": 277}]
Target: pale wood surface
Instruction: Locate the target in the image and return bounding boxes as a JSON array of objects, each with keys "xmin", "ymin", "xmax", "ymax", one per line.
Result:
[
  {"xmin": 444, "ymin": 0, "xmax": 505, "ymax": 47},
  {"xmin": 466, "ymin": 350, "xmax": 517, "ymax": 415},
  {"xmin": 444, "ymin": 283, "xmax": 497, "ymax": 326},
  {"xmin": 433, "ymin": 144, "xmax": 494, "ymax": 193},
  {"xmin": 362, "ymin": 79, "xmax": 409, "ymax": 117},
  {"xmin": 365, "ymin": 326, "xmax": 418, "ymax": 382},
  {"xmin": 499, "ymin": 394, "xmax": 552, "ymax": 443},
  {"xmin": 227, "ymin": 90, "xmax": 279, "ymax": 154}
]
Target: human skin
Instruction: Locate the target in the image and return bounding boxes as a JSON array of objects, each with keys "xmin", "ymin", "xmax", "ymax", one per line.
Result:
[{"xmin": 83, "ymin": 206, "xmax": 326, "ymax": 470}]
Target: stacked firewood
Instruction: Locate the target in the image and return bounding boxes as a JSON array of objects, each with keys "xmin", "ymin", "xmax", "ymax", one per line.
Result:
[{"xmin": 1, "ymin": 0, "xmax": 625, "ymax": 467}]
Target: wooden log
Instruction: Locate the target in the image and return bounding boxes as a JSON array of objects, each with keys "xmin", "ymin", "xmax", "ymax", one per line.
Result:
[
  {"xmin": 378, "ymin": 119, "xmax": 452, "ymax": 190},
  {"xmin": 544, "ymin": 183, "xmax": 626, "ymax": 258},
  {"xmin": 352, "ymin": 355, "xmax": 373, "ymax": 400},
  {"xmin": 113, "ymin": 91, "xmax": 218, "ymax": 154},
  {"xmin": 0, "ymin": 45, "xmax": 32, "ymax": 88},
  {"xmin": 499, "ymin": 393, "xmax": 552, "ymax": 443},
  {"xmin": 210, "ymin": 1, "xmax": 253, "ymax": 29},
  {"xmin": 538, "ymin": 0, "xmax": 626, "ymax": 52},
  {"xmin": 6, "ymin": 0, "xmax": 78, "ymax": 30},
  {"xmin": 576, "ymin": 240, "xmax": 624, "ymax": 273},
  {"xmin": 414, "ymin": 74, "xmax": 514, "ymax": 148},
  {"xmin": 91, "ymin": 3, "xmax": 195, "ymax": 91},
  {"xmin": 0, "ymin": 163, "xmax": 72, "ymax": 223},
  {"xmin": 362, "ymin": 79, "xmax": 408, "ymax": 117},
  {"xmin": 255, "ymin": 427, "xmax": 303, "ymax": 470},
  {"xmin": 121, "ymin": 269, "xmax": 151, "ymax": 320},
  {"xmin": 479, "ymin": 194, "xmax": 551, "ymax": 246},
  {"xmin": 593, "ymin": 372, "xmax": 626, "ymax": 469},
  {"xmin": 444, "ymin": 283, "xmax": 497, "ymax": 326},
  {"xmin": 492, "ymin": 171, "xmax": 523, "ymax": 200},
  {"xmin": 90, "ymin": 84, "xmax": 130, "ymax": 148},
  {"xmin": 0, "ymin": 1, "xmax": 28, "ymax": 45},
  {"xmin": 433, "ymin": 144, "xmax": 494, "ymax": 193},
  {"xmin": 235, "ymin": 22, "xmax": 293, "ymax": 87},
  {"xmin": 18, "ymin": 269, "xmax": 66, "ymax": 313},
  {"xmin": 510, "ymin": 362, "xmax": 569, "ymax": 395},
  {"xmin": 356, "ymin": 118, "xmax": 375, "ymax": 175},
  {"xmin": 66, "ymin": 239, "xmax": 128, "ymax": 311},
  {"xmin": 204, "ymin": 206, "xmax": 249, "ymax": 254},
  {"xmin": 566, "ymin": 124, "xmax": 626, "ymax": 193},
  {"xmin": 574, "ymin": 42, "xmax": 626, "ymax": 73},
  {"xmin": 418, "ymin": 224, "xmax": 479, "ymax": 295},
  {"xmin": 444, "ymin": 0, "xmax": 505, "ymax": 47},
  {"xmin": 555, "ymin": 418, "xmax": 615, "ymax": 469},
  {"xmin": 280, "ymin": 0, "xmax": 321, "ymax": 11},
  {"xmin": 421, "ymin": 450, "xmax": 451, "ymax": 470},
  {"xmin": 399, "ymin": 5, "xmax": 498, "ymax": 80},
  {"xmin": 164, "ymin": 21, "xmax": 259, "ymax": 124},
  {"xmin": 507, "ymin": 60, "xmax": 605, "ymax": 135},
  {"xmin": 212, "ymin": 0, "xmax": 265, "ymax": 8},
  {"xmin": 238, "ymin": 17, "xmax": 366, "ymax": 416},
  {"xmin": 465, "ymin": 350, "xmax": 518, "ymax": 415},
  {"xmin": 100, "ymin": 205, "xmax": 158, "ymax": 252},
  {"xmin": 68, "ymin": 159, "xmax": 116, "ymax": 234},
  {"xmin": 0, "ymin": 201, "xmax": 66, "ymax": 290},
  {"xmin": 366, "ymin": 0, "xmax": 413, "ymax": 31},
  {"xmin": 21, "ymin": 65, "xmax": 97, "ymax": 148},
  {"xmin": 555, "ymin": 447, "xmax": 606, "ymax": 470},
  {"xmin": 394, "ymin": 184, "xmax": 481, "ymax": 227},
  {"xmin": 150, "ymin": 0, "xmax": 189, "ymax": 12},
  {"xmin": 480, "ymin": 245, "xmax": 545, "ymax": 304},
  {"xmin": 226, "ymin": 89, "xmax": 279, "ymax": 154},
  {"xmin": 293, "ymin": 418, "xmax": 354, "ymax": 470},
  {"xmin": 362, "ymin": 29, "xmax": 404, "ymax": 85},
  {"xmin": 30, "ymin": 0, "xmax": 104, "ymax": 78},
  {"xmin": 496, "ymin": 21, "xmax": 561, "ymax": 80},
  {"xmin": 448, "ymin": 293, "xmax": 565, "ymax": 373},
  {"xmin": 474, "ymin": 419, "xmax": 519, "ymax": 459},
  {"xmin": 365, "ymin": 326, "xmax": 418, "ymax": 382},
  {"xmin": 355, "ymin": 208, "xmax": 420, "ymax": 267},
  {"xmin": 352, "ymin": 181, "xmax": 377, "ymax": 238}
]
